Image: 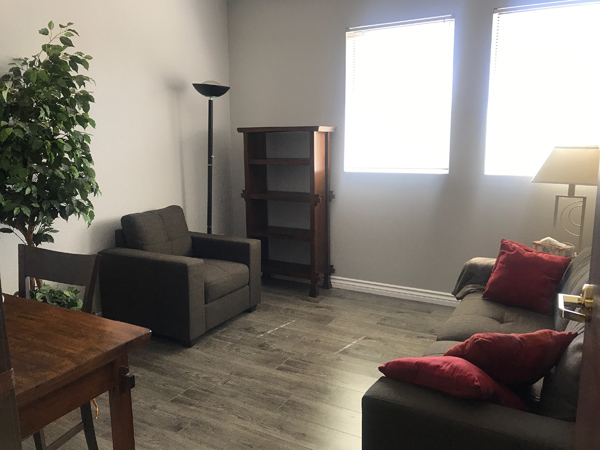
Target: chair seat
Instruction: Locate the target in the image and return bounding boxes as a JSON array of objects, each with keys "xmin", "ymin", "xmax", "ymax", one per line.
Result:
[{"xmin": 203, "ymin": 259, "xmax": 249, "ymax": 304}]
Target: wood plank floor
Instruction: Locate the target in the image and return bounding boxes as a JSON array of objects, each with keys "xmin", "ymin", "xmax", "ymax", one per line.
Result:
[{"xmin": 22, "ymin": 279, "xmax": 454, "ymax": 449}]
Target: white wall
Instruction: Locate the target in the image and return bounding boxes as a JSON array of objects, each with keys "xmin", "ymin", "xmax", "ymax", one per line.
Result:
[
  {"xmin": 227, "ymin": 0, "xmax": 597, "ymax": 293},
  {"xmin": 0, "ymin": 0, "xmax": 232, "ymax": 295}
]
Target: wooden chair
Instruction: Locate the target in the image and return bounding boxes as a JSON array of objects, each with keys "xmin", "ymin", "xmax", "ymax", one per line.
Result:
[
  {"xmin": 0, "ymin": 277, "xmax": 23, "ymax": 450},
  {"xmin": 18, "ymin": 244, "xmax": 101, "ymax": 450}
]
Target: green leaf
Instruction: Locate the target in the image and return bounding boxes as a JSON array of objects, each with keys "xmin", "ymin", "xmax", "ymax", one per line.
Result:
[
  {"xmin": 0, "ymin": 127, "xmax": 13, "ymax": 142},
  {"xmin": 1, "ymin": 90, "xmax": 7, "ymax": 102},
  {"xmin": 48, "ymin": 21, "xmax": 54, "ymax": 30},
  {"xmin": 88, "ymin": 118, "xmax": 96, "ymax": 128},
  {"xmin": 39, "ymin": 28, "xmax": 49, "ymax": 36},
  {"xmin": 21, "ymin": 205, "xmax": 31, "ymax": 217},
  {"xmin": 38, "ymin": 70, "xmax": 49, "ymax": 82},
  {"xmin": 59, "ymin": 36, "xmax": 74, "ymax": 47}
]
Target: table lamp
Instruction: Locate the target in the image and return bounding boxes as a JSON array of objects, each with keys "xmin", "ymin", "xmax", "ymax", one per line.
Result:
[
  {"xmin": 192, "ymin": 81, "xmax": 230, "ymax": 234},
  {"xmin": 532, "ymin": 145, "xmax": 600, "ymax": 249}
]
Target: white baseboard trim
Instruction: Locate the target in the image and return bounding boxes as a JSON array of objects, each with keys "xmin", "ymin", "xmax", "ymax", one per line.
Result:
[{"xmin": 330, "ymin": 276, "xmax": 458, "ymax": 307}]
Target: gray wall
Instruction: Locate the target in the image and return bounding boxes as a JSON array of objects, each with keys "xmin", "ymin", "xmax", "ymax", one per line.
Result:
[
  {"xmin": 0, "ymin": 0, "xmax": 232, "ymax": 294},
  {"xmin": 0, "ymin": 0, "xmax": 594, "ymax": 298},
  {"xmin": 227, "ymin": 0, "xmax": 597, "ymax": 293}
]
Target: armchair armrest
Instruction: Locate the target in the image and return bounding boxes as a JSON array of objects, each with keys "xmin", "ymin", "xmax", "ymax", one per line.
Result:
[
  {"xmin": 452, "ymin": 257, "xmax": 496, "ymax": 300},
  {"xmin": 190, "ymin": 232, "xmax": 261, "ymax": 308},
  {"xmin": 98, "ymin": 247, "xmax": 206, "ymax": 346}
]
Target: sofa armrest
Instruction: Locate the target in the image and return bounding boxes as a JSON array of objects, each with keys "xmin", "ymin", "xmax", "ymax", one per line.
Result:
[
  {"xmin": 190, "ymin": 232, "xmax": 261, "ymax": 308},
  {"xmin": 98, "ymin": 247, "xmax": 206, "ymax": 345},
  {"xmin": 363, "ymin": 377, "xmax": 574, "ymax": 450},
  {"xmin": 452, "ymin": 257, "xmax": 496, "ymax": 300}
]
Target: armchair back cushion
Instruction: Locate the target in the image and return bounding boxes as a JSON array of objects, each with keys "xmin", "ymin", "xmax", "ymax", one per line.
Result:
[{"xmin": 121, "ymin": 205, "xmax": 192, "ymax": 256}]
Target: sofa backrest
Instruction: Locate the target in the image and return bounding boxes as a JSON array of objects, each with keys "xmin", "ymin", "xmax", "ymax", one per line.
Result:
[
  {"xmin": 119, "ymin": 205, "xmax": 193, "ymax": 256},
  {"xmin": 537, "ymin": 247, "xmax": 590, "ymax": 422},
  {"xmin": 553, "ymin": 246, "xmax": 591, "ymax": 331},
  {"xmin": 538, "ymin": 319, "xmax": 584, "ymax": 422}
]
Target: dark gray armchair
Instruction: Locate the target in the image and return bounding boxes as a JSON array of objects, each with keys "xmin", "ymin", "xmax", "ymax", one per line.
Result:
[{"xmin": 99, "ymin": 205, "xmax": 261, "ymax": 346}]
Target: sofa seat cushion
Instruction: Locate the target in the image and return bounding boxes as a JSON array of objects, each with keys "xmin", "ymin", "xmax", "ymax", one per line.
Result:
[
  {"xmin": 437, "ymin": 293, "xmax": 555, "ymax": 343},
  {"xmin": 203, "ymin": 259, "xmax": 249, "ymax": 304},
  {"xmin": 424, "ymin": 340, "xmax": 460, "ymax": 357}
]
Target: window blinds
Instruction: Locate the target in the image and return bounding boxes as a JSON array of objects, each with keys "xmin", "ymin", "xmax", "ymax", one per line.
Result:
[
  {"xmin": 345, "ymin": 16, "xmax": 455, "ymax": 173},
  {"xmin": 485, "ymin": 1, "xmax": 600, "ymax": 176}
]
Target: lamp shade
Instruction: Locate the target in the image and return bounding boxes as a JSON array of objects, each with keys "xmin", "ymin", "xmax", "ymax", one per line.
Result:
[
  {"xmin": 532, "ymin": 146, "xmax": 600, "ymax": 186},
  {"xmin": 192, "ymin": 81, "xmax": 230, "ymax": 98}
]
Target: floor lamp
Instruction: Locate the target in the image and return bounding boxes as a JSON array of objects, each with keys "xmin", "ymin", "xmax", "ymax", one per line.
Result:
[
  {"xmin": 192, "ymin": 81, "xmax": 230, "ymax": 234},
  {"xmin": 532, "ymin": 146, "xmax": 600, "ymax": 249}
]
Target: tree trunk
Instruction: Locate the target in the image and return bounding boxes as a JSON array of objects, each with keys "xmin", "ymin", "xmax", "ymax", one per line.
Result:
[{"xmin": 20, "ymin": 225, "xmax": 43, "ymax": 292}]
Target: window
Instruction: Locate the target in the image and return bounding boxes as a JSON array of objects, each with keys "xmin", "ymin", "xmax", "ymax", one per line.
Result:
[
  {"xmin": 485, "ymin": 1, "xmax": 600, "ymax": 176},
  {"xmin": 345, "ymin": 16, "xmax": 455, "ymax": 173}
]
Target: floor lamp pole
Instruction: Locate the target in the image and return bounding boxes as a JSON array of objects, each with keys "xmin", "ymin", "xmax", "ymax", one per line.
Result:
[
  {"xmin": 207, "ymin": 98, "xmax": 213, "ymax": 234},
  {"xmin": 192, "ymin": 81, "xmax": 230, "ymax": 235}
]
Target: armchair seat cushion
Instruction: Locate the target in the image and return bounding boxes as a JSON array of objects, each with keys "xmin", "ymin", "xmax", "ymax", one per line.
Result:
[{"xmin": 203, "ymin": 259, "xmax": 249, "ymax": 304}]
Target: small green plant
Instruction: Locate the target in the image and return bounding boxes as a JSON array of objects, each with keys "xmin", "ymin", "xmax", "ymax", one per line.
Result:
[{"xmin": 30, "ymin": 284, "xmax": 83, "ymax": 311}]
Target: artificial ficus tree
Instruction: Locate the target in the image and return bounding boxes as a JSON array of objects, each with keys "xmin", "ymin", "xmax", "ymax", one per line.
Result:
[{"xmin": 0, "ymin": 21, "xmax": 100, "ymax": 248}]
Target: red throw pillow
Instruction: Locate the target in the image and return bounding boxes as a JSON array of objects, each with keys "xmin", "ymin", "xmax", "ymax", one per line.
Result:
[
  {"xmin": 379, "ymin": 356, "xmax": 526, "ymax": 410},
  {"xmin": 483, "ymin": 239, "xmax": 571, "ymax": 315},
  {"xmin": 444, "ymin": 330, "xmax": 577, "ymax": 386}
]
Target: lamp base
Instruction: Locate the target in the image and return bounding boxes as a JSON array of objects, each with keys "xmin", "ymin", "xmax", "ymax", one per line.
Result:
[{"xmin": 552, "ymin": 194, "xmax": 586, "ymax": 250}]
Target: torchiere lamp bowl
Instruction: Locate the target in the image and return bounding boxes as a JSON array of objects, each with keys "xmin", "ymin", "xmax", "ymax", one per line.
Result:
[{"xmin": 193, "ymin": 81, "xmax": 230, "ymax": 98}]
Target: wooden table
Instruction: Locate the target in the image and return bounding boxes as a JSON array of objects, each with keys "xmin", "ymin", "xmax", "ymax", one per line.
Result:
[{"xmin": 4, "ymin": 295, "xmax": 151, "ymax": 449}]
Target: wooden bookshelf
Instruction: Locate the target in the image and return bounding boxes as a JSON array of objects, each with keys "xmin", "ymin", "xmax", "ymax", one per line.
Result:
[{"xmin": 239, "ymin": 126, "xmax": 335, "ymax": 297}]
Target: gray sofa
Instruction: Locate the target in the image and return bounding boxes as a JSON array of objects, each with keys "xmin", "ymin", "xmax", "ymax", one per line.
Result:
[
  {"xmin": 99, "ymin": 205, "xmax": 261, "ymax": 347},
  {"xmin": 362, "ymin": 247, "xmax": 590, "ymax": 450}
]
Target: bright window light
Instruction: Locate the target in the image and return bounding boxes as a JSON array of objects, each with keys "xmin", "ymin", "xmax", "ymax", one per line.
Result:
[
  {"xmin": 345, "ymin": 17, "xmax": 455, "ymax": 173},
  {"xmin": 485, "ymin": 1, "xmax": 600, "ymax": 176}
]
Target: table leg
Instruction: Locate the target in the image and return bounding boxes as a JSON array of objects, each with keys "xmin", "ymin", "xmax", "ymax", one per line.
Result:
[{"xmin": 108, "ymin": 355, "xmax": 136, "ymax": 450}]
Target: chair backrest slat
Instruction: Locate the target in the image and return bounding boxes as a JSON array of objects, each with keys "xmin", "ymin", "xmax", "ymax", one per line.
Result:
[
  {"xmin": 0, "ymin": 278, "xmax": 23, "ymax": 449},
  {"xmin": 18, "ymin": 245, "xmax": 101, "ymax": 314}
]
